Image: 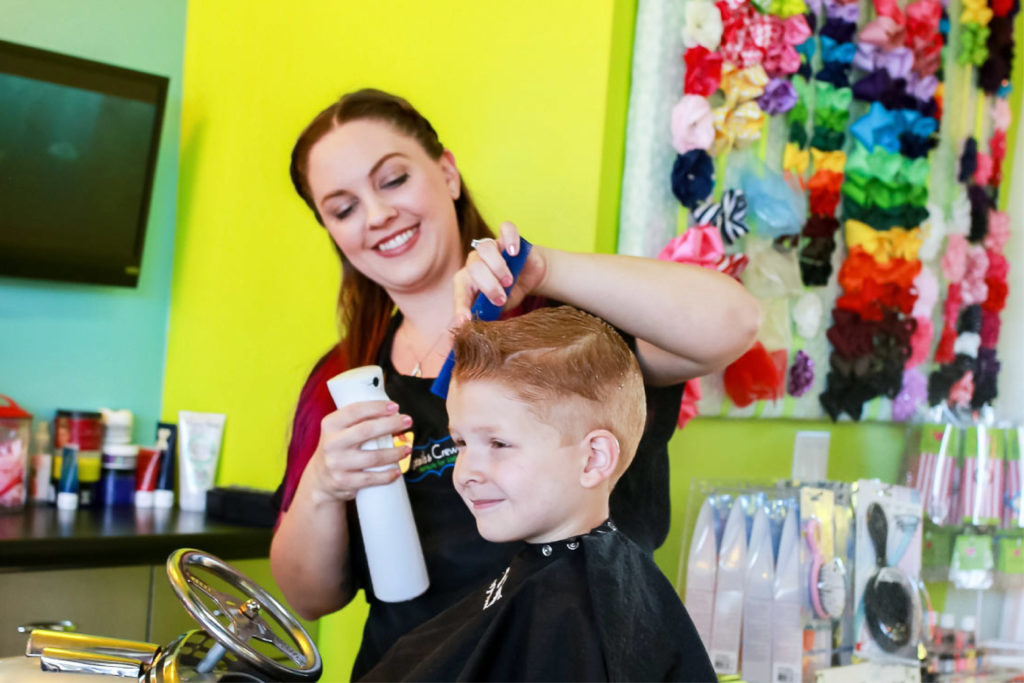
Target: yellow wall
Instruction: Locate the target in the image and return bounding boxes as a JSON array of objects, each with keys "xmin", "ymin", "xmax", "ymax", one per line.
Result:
[{"xmin": 166, "ymin": 1, "xmax": 636, "ymax": 679}]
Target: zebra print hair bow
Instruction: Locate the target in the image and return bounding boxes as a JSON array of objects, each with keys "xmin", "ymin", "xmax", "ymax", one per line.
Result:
[{"xmin": 693, "ymin": 188, "xmax": 749, "ymax": 245}]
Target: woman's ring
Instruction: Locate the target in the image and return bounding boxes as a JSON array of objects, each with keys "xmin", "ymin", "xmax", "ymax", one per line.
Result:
[{"xmin": 470, "ymin": 238, "xmax": 495, "ymax": 250}]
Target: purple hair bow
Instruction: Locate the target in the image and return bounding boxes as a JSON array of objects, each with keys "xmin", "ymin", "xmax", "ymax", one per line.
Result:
[
  {"xmin": 853, "ymin": 44, "xmax": 914, "ymax": 79},
  {"xmin": 905, "ymin": 72, "xmax": 939, "ymax": 102},
  {"xmin": 757, "ymin": 78, "xmax": 799, "ymax": 114},
  {"xmin": 826, "ymin": 2, "xmax": 860, "ymax": 23}
]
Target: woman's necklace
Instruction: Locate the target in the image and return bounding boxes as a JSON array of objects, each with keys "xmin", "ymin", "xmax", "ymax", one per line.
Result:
[{"xmin": 405, "ymin": 323, "xmax": 452, "ymax": 378}]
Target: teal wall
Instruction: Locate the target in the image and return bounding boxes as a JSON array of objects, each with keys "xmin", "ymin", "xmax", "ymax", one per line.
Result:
[{"xmin": 0, "ymin": 1, "xmax": 187, "ymax": 443}]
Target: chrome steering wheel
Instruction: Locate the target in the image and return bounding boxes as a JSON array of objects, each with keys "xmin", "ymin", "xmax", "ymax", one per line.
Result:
[{"xmin": 166, "ymin": 548, "xmax": 321, "ymax": 681}]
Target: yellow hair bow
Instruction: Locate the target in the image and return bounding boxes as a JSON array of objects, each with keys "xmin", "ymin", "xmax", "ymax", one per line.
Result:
[
  {"xmin": 720, "ymin": 63, "xmax": 769, "ymax": 108},
  {"xmin": 712, "ymin": 63, "xmax": 768, "ymax": 155},
  {"xmin": 844, "ymin": 221, "xmax": 923, "ymax": 262},
  {"xmin": 811, "ymin": 148, "xmax": 847, "ymax": 174},
  {"xmin": 770, "ymin": 0, "xmax": 810, "ymax": 18},
  {"xmin": 712, "ymin": 101, "xmax": 765, "ymax": 156},
  {"xmin": 783, "ymin": 143, "xmax": 810, "ymax": 176},
  {"xmin": 961, "ymin": 0, "xmax": 993, "ymax": 25}
]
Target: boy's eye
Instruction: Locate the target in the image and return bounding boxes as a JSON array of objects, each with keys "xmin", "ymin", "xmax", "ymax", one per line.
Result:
[
  {"xmin": 382, "ymin": 172, "xmax": 408, "ymax": 189},
  {"xmin": 490, "ymin": 439, "xmax": 509, "ymax": 449},
  {"xmin": 451, "ymin": 436, "xmax": 466, "ymax": 448}
]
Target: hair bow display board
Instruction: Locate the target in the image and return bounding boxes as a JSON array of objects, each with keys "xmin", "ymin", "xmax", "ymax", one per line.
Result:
[{"xmin": 619, "ymin": 0, "xmax": 1024, "ymax": 423}]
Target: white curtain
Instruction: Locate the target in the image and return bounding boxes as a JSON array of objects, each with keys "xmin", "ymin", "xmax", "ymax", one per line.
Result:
[{"xmin": 617, "ymin": 0, "xmax": 685, "ymax": 258}]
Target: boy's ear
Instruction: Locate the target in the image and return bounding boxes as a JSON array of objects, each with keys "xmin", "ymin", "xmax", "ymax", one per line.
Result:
[{"xmin": 579, "ymin": 430, "xmax": 620, "ymax": 489}]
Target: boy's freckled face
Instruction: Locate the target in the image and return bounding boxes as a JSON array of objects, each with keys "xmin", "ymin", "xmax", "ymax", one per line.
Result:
[{"xmin": 447, "ymin": 379, "xmax": 587, "ymax": 544}]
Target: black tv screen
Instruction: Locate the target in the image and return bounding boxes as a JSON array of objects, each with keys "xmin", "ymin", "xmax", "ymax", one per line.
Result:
[{"xmin": 0, "ymin": 40, "xmax": 168, "ymax": 287}]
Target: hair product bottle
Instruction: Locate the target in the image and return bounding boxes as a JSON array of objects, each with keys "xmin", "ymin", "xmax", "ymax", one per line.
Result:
[{"xmin": 327, "ymin": 366, "xmax": 429, "ymax": 603}]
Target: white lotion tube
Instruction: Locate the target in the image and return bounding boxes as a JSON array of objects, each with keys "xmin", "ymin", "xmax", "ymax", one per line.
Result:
[
  {"xmin": 743, "ymin": 506, "xmax": 775, "ymax": 683},
  {"xmin": 327, "ymin": 366, "xmax": 429, "ymax": 603},
  {"xmin": 177, "ymin": 411, "xmax": 226, "ymax": 511},
  {"xmin": 685, "ymin": 497, "xmax": 718, "ymax": 649},
  {"xmin": 709, "ymin": 498, "xmax": 747, "ymax": 675}
]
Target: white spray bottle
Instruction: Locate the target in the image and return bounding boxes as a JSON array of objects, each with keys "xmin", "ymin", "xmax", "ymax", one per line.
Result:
[{"xmin": 326, "ymin": 365, "xmax": 429, "ymax": 602}]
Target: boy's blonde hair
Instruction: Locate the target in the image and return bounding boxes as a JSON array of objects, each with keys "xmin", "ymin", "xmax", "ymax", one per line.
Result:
[{"xmin": 450, "ymin": 306, "xmax": 646, "ymax": 480}]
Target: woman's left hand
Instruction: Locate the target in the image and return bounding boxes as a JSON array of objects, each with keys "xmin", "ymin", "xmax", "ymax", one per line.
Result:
[{"xmin": 453, "ymin": 221, "xmax": 547, "ymax": 322}]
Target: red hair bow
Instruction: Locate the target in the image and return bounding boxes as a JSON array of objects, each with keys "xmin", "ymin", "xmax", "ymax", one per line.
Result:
[{"xmin": 723, "ymin": 342, "xmax": 787, "ymax": 407}]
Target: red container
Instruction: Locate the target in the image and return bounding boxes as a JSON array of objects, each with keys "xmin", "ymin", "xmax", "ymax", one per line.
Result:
[
  {"xmin": 53, "ymin": 410, "xmax": 104, "ymax": 506},
  {"xmin": 0, "ymin": 395, "xmax": 32, "ymax": 512},
  {"xmin": 135, "ymin": 446, "xmax": 161, "ymax": 507},
  {"xmin": 55, "ymin": 410, "xmax": 104, "ymax": 453}
]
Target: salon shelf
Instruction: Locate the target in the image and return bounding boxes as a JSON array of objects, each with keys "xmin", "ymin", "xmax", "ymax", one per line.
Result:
[{"xmin": 0, "ymin": 505, "xmax": 272, "ymax": 572}]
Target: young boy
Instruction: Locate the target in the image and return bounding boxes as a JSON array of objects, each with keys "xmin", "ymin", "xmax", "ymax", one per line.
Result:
[{"xmin": 362, "ymin": 306, "xmax": 715, "ymax": 682}]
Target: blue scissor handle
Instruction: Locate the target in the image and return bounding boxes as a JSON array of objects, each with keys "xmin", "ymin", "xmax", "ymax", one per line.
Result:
[{"xmin": 431, "ymin": 238, "xmax": 533, "ymax": 399}]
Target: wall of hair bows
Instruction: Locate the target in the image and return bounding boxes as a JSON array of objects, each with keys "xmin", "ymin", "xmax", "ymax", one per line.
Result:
[{"xmin": 619, "ymin": 0, "xmax": 1022, "ymax": 423}]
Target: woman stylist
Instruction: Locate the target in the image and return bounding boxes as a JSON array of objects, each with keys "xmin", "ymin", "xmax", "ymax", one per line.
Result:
[{"xmin": 270, "ymin": 88, "xmax": 759, "ymax": 677}]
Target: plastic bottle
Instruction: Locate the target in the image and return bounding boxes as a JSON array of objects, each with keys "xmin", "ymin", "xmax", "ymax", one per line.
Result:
[
  {"xmin": 924, "ymin": 610, "xmax": 940, "ymax": 677},
  {"xmin": 326, "ymin": 366, "xmax": 429, "ymax": 603},
  {"xmin": 56, "ymin": 445, "xmax": 80, "ymax": 511},
  {"xmin": 100, "ymin": 409, "xmax": 133, "ymax": 445},
  {"xmin": 937, "ymin": 613, "xmax": 957, "ymax": 675},
  {"xmin": 98, "ymin": 443, "xmax": 138, "ymax": 507},
  {"xmin": 153, "ymin": 428, "xmax": 174, "ymax": 509},
  {"xmin": 29, "ymin": 421, "xmax": 52, "ymax": 503},
  {"xmin": 959, "ymin": 615, "xmax": 978, "ymax": 674}
]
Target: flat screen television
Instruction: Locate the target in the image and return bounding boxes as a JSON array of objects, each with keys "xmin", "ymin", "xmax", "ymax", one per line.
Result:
[{"xmin": 0, "ymin": 39, "xmax": 168, "ymax": 287}]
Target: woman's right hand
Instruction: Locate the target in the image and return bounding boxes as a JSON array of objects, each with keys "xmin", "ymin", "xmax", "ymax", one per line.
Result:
[
  {"xmin": 307, "ymin": 400, "xmax": 413, "ymax": 506},
  {"xmin": 453, "ymin": 221, "xmax": 548, "ymax": 323}
]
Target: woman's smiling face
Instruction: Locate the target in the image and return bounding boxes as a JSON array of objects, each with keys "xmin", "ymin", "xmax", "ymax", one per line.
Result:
[{"xmin": 306, "ymin": 119, "xmax": 464, "ymax": 295}]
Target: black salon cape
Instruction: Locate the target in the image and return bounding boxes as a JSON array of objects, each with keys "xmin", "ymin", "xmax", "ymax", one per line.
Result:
[{"xmin": 360, "ymin": 522, "xmax": 716, "ymax": 682}]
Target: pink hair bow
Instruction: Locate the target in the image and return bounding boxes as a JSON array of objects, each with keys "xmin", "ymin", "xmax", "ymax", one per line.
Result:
[
  {"xmin": 941, "ymin": 234, "xmax": 968, "ymax": 283},
  {"xmin": 783, "ymin": 15, "xmax": 812, "ymax": 44},
  {"xmin": 907, "ymin": 0, "xmax": 943, "ymax": 36},
  {"xmin": 912, "ymin": 267, "xmax": 939, "ymax": 317},
  {"xmin": 861, "ymin": 0, "xmax": 907, "ymax": 49},
  {"xmin": 986, "ymin": 249, "xmax": 1009, "ymax": 280},
  {"xmin": 759, "ymin": 15, "xmax": 810, "ymax": 76},
  {"xmin": 993, "ymin": 98, "xmax": 1012, "ymax": 131},
  {"xmin": 974, "ymin": 153, "xmax": 993, "ymax": 185},
  {"xmin": 949, "ymin": 371, "xmax": 975, "ymax": 408},
  {"xmin": 763, "ymin": 43, "xmax": 802, "ymax": 77},
  {"xmin": 719, "ymin": 3, "xmax": 771, "ymax": 67},
  {"xmin": 908, "ymin": 318, "xmax": 934, "ymax": 366},
  {"xmin": 960, "ymin": 245, "xmax": 990, "ymax": 305},
  {"xmin": 985, "ymin": 210, "xmax": 1010, "ymax": 250},
  {"xmin": 657, "ymin": 224, "xmax": 725, "ymax": 269},
  {"xmin": 860, "ymin": 17, "xmax": 906, "ymax": 50},
  {"xmin": 677, "ymin": 380, "xmax": 703, "ymax": 429},
  {"xmin": 671, "ymin": 95, "xmax": 715, "ymax": 154}
]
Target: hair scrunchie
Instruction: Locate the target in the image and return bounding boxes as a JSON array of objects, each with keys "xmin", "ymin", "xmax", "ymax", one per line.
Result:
[{"xmin": 671, "ymin": 150, "xmax": 716, "ymax": 209}]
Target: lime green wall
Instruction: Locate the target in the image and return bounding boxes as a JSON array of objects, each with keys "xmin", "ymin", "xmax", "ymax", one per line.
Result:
[{"xmin": 168, "ymin": 1, "xmax": 636, "ymax": 679}]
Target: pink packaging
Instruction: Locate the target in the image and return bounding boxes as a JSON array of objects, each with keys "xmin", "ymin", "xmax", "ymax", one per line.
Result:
[
  {"xmin": 0, "ymin": 395, "xmax": 32, "ymax": 512},
  {"xmin": 1005, "ymin": 427, "xmax": 1022, "ymax": 528},
  {"xmin": 915, "ymin": 424, "xmax": 957, "ymax": 525}
]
